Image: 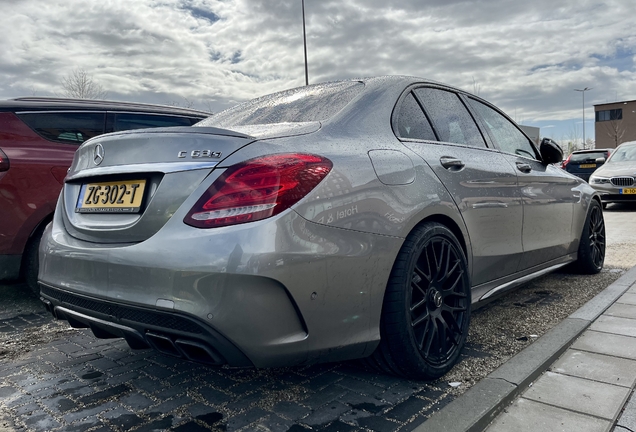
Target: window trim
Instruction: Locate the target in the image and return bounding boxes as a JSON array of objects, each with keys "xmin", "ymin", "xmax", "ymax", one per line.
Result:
[{"xmin": 16, "ymin": 111, "xmax": 107, "ymax": 145}]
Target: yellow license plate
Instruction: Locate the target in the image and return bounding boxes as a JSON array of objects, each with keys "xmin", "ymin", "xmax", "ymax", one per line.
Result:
[
  {"xmin": 621, "ymin": 188, "xmax": 636, "ymax": 195},
  {"xmin": 579, "ymin": 164, "xmax": 597, "ymax": 169},
  {"xmin": 76, "ymin": 179, "xmax": 146, "ymax": 213}
]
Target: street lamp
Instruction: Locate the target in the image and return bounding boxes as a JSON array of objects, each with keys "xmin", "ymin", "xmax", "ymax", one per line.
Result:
[
  {"xmin": 302, "ymin": 0, "xmax": 308, "ymax": 86},
  {"xmin": 574, "ymin": 87, "xmax": 592, "ymax": 148}
]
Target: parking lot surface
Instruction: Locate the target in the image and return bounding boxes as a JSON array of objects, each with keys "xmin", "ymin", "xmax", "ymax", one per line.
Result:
[{"xmin": 0, "ymin": 205, "xmax": 634, "ymax": 432}]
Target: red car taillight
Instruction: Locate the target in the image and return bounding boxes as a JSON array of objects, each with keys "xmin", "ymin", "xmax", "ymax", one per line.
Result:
[
  {"xmin": 184, "ymin": 153, "xmax": 332, "ymax": 228},
  {"xmin": 561, "ymin": 154, "xmax": 571, "ymax": 169},
  {"xmin": 0, "ymin": 148, "xmax": 9, "ymax": 172}
]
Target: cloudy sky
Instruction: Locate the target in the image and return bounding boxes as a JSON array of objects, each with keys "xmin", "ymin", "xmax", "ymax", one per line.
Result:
[{"xmin": 1, "ymin": 0, "xmax": 634, "ymax": 142}]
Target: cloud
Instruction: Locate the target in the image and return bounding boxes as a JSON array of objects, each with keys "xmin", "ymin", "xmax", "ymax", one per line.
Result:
[{"xmin": 0, "ymin": 0, "xmax": 634, "ymax": 140}]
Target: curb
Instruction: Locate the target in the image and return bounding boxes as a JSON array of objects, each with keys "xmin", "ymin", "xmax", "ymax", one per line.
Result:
[{"xmin": 414, "ymin": 265, "xmax": 636, "ymax": 432}]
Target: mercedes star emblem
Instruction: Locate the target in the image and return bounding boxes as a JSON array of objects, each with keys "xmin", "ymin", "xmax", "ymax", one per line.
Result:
[{"xmin": 93, "ymin": 143, "xmax": 104, "ymax": 166}]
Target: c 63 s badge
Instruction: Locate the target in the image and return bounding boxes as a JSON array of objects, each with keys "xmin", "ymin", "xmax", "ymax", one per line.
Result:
[{"xmin": 178, "ymin": 150, "xmax": 222, "ymax": 159}]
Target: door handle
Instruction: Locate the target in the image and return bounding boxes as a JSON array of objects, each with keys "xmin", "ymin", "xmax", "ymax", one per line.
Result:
[
  {"xmin": 440, "ymin": 156, "xmax": 465, "ymax": 171},
  {"xmin": 516, "ymin": 162, "xmax": 532, "ymax": 173}
]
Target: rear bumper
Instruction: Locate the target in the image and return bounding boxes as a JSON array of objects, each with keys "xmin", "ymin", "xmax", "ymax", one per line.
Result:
[{"xmin": 40, "ymin": 283, "xmax": 252, "ymax": 366}]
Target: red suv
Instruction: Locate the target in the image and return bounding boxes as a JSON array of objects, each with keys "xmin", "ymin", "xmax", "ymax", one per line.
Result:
[{"xmin": 0, "ymin": 97, "xmax": 208, "ymax": 292}]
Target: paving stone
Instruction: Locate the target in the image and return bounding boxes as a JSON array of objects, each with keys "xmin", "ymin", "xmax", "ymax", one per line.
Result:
[
  {"xmin": 384, "ymin": 396, "xmax": 429, "ymax": 422},
  {"xmin": 106, "ymin": 371, "xmax": 141, "ymax": 386},
  {"xmin": 487, "ymin": 397, "xmax": 611, "ymax": 432},
  {"xmin": 225, "ymin": 407, "xmax": 269, "ymax": 430},
  {"xmin": 56, "ymin": 380, "xmax": 94, "ymax": 398},
  {"xmin": 23, "ymin": 411, "xmax": 61, "ymax": 430},
  {"xmin": 316, "ymin": 420, "xmax": 357, "ymax": 432},
  {"xmin": 551, "ymin": 349, "xmax": 636, "ymax": 387},
  {"xmin": 131, "ymin": 376, "xmax": 163, "ymax": 394},
  {"xmin": 606, "ymin": 302, "xmax": 636, "ymax": 320},
  {"xmin": 340, "ymin": 408, "xmax": 373, "ymax": 423},
  {"xmin": 149, "ymin": 395, "xmax": 193, "ymax": 415},
  {"xmin": 305, "ymin": 372, "xmax": 344, "ymax": 390},
  {"xmin": 617, "ymin": 293, "xmax": 636, "ymax": 306},
  {"xmin": 101, "ymin": 406, "xmax": 144, "ymax": 430},
  {"xmin": 336, "ymin": 376, "xmax": 385, "ymax": 397},
  {"xmin": 341, "ymin": 392, "xmax": 387, "ymax": 414},
  {"xmin": 590, "ymin": 315, "xmax": 636, "ymax": 338},
  {"xmin": 14, "ymin": 402, "xmax": 40, "ymax": 415},
  {"xmin": 62, "ymin": 401, "xmax": 119, "ymax": 423},
  {"xmin": 107, "ymin": 360, "xmax": 149, "ymax": 376},
  {"xmin": 78, "ymin": 383, "xmax": 131, "ymax": 406},
  {"xmin": 58, "ymin": 353, "xmax": 102, "ymax": 368},
  {"xmin": 400, "ymin": 415, "xmax": 428, "ymax": 432},
  {"xmin": 225, "ymin": 390, "xmax": 264, "ymax": 412},
  {"xmin": 142, "ymin": 364, "xmax": 174, "ymax": 380},
  {"xmin": 198, "ymin": 386, "xmax": 230, "ymax": 405},
  {"xmin": 41, "ymin": 351, "xmax": 70, "ymax": 363},
  {"xmin": 55, "ymin": 343, "xmax": 84, "ymax": 355},
  {"xmin": 229, "ymin": 377, "xmax": 270, "ymax": 395},
  {"xmin": 88, "ymin": 358, "xmax": 121, "ymax": 371},
  {"xmin": 303, "ymin": 401, "xmax": 351, "ymax": 427},
  {"xmin": 40, "ymin": 394, "xmax": 78, "ymax": 413},
  {"xmin": 119, "ymin": 392, "xmax": 156, "ymax": 409},
  {"xmin": 523, "ymin": 371, "xmax": 630, "ymax": 420},
  {"xmin": 134, "ymin": 415, "xmax": 177, "ymax": 432},
  {"xmin": 254, "ymin": 414, "xmax": 294, "ymax": 432},
  {"xmin": 172, "ymin": 420, "xmax": 210, "ymax": 432},
  {"xmin": 0, "ymin": 385, "xmax": 18, "ymax": 398},
  {"xmin": 303, "ymin": 385, "xmax": 349, "ymax": 409},
  {"xmin": 378, "ymin": 382, "xmax": 420, "ymax": 404},
  {"xmin": 272, "ymin": 401, "xmax": 312, "ymax": 420},
  {"xmin": 573, "ymin": 330, "xmax": 636, "ymax": 360},
  {"xmin": 199, "ymin": 372, "xmax": 238, "ymax": 388},
  {"xmin": 357, "ymin": 415, "xmax": 400, "ymax": 432}
]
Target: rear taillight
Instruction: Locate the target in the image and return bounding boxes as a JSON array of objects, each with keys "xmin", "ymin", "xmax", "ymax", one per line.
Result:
[
  {"xmin": 185, "ymin": 153, "xmax": 332, "ymax": 228},
  {"xmin": 0, "ymin": 148, "xmax": 9, "ymax": 172},
  {"xmin": 561, "ymin": 154, "xmax": 571, "ymax": 169}
]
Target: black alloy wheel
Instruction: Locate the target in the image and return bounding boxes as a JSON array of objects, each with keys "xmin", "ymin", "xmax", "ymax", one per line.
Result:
[
  {"xmin": 409, "ymin": 236, "xmax": 469, "ymax": 366},
  {"xmin": 574, "ymin": 200, "xmax": 605, "ymax": 274},
  {"xmin": 368, "ymin": 222, "xmax": 471, "ymax": 380}
]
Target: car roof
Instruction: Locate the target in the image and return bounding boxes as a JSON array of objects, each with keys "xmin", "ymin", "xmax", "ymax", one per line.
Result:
[
  {"xmin": 0, "ymin": 97, "xmax": 209, "ymax": 117},
  {"xmin": 572, "ymin": 149, "xmax": 613, "ymax": 153}
]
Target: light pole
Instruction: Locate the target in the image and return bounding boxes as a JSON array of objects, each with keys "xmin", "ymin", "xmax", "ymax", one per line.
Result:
[
  {"xmin": 574, "ymin": 87, "xmax": 592, "ymax": 148},
  {"xmin": 302, "ymin": 0, "xmax": 308, "ymax": 86}
]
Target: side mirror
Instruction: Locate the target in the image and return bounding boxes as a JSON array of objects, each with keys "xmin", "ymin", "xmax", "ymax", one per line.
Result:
[
  {"xmin": 540, "ymin": 138, "xmax": 563, "ymax": 165},
  {"xmin": 595, "ymin": 157, "xmax": 606, "ymax": 163}
]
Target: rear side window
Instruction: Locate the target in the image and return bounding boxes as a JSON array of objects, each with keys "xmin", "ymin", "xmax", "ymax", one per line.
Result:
[
  {"xmin": 394, "ymin": 93, "xmax": 437, "ymax": 141},
  {"xmin": 17, "ymin": 112, "xmax": 105, "ymax": 144},
  {"xmin": 414, "ymin": 88, "xmax": 486, "ymax": 148},
  {"xmin": 468, "ymin": 99, "xmax": 538, "ymax": 159},
  {"xmin": 200, "ymin": 81, "xmax": 364, "ymax": 127},
  {"xmin": 110, "ymin": 113, "xmax": 197, "ymax": 132}
]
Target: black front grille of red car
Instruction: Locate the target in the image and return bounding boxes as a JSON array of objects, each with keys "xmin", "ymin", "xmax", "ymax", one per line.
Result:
[
  {"xmin": 40, "ymin": 285, "xmax": 205, "ymax": 334},
  {"xmin": 611, "ymin": 177, "xmax": 635, "ymax": 187}
]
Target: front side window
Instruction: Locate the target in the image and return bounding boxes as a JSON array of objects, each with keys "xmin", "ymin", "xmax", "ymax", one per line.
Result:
[
  {"xmin": 394, "ymin": 92, "xmax": 437, "ymax": 141},
  {"xmin": 414, "ymin": 88, "xmax": 486, "ymax": 148},
  {"xmin": 468, "ymin": 99, "xmax": 538, "ymax": 159},
  {"xmin": 17, "ymin": 112, "xmax": 105, "ymax": 144}
]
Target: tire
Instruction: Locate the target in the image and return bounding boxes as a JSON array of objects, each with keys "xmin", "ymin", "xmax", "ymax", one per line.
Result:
[
  {"xmin": 573, "ymin": 200, "xmax": 605, "ymax": 274},
  {"xmin": 22, "ymin": 223, "xmax": 47, "ymax": 296},
  {"xmin": 368, "ymin": 222, "xmax": 471, "ymax": 380}
]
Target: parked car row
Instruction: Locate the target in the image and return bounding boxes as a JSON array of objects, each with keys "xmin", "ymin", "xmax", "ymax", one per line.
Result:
[
  {"xmin": 0, "ymin": 97, "xmax": 209, "ymax": 292},
  {"xmin": 36, "ymin": 77, "xmax": 605, "ymax": 380}
]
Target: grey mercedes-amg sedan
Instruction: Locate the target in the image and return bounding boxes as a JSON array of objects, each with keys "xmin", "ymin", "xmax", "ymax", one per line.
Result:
[{"xmin": 39, "ymin": 76, "xmax": 605, "ymax": 380}]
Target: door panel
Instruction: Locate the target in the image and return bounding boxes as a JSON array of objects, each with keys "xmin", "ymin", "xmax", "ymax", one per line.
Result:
[{"xmin": 404, "ymin": 142, "xmax": 523, "ymax": 285}]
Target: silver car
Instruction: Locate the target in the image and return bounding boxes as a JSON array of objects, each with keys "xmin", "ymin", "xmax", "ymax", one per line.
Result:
[
  {"xmin": 39, "ymin": 77, "xmax": 605, "ymax": 380},
  {"xmin": 589, "ymin": 141, "xmax": 636, "ymax": 207}
]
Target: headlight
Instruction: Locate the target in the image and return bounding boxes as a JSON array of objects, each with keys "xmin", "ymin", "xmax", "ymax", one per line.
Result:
[{"xmin": 590, "ymin": 176, "xmax": 610, "ymax": 184}]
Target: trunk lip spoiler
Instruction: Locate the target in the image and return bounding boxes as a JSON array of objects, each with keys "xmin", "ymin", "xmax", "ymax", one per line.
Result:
[{"xmin": 66, "ymin": 161, "xmax": 222, "ymax": 181}]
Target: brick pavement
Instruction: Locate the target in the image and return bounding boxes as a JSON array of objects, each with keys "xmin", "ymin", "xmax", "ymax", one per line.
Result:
[{"xmin": 0, "ymin": 312, "xmax": 466, "ymax": 432}]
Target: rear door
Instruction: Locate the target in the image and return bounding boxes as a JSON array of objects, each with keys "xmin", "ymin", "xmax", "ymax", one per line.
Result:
[
  {"xmin": 397, "ymin": 87, "xmax": 523, "ymax": 286},
  {"xmin": 466, "ymin": 97, "xmax": 579, "ymax": 270}
]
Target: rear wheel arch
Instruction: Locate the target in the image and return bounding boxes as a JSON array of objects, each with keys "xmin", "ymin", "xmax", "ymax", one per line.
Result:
[{"xmin": 410, "ymin": 213, "xmax": 471, "ymax": 269}]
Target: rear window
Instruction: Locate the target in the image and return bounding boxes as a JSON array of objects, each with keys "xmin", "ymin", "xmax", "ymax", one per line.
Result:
[
  {"xmin": 18, "ymin": 112, "xmax": 105, "ymax": 144},
  {"xmin": 198, "ymin": 81, "xmax": 364, "ymax": 128},
  {"xmin": 570, "ymin": 152, "xmax": 607, "ymax": 163}
]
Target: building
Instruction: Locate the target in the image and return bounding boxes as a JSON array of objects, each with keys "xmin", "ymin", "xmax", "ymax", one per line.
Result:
[{"xmin": 594, "ymin": 100, "xmax": 636, "ymax": 149}]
